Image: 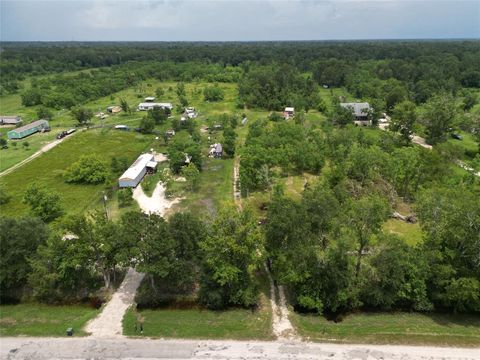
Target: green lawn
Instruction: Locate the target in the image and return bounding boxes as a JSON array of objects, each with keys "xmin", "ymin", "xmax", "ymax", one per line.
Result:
[
  {"xmin": 0, "ymin": 303, "xmax": 100, "ymax": 337},
  {"xmin": 123, "ymin": 272, "xmax": 273, "ymax": 340},
  {"xmin": 0, "ymin": 129, "xmax": 153, "ymax": 217},
  {"xmin": 290, "ymin": 312, "xmax": 480, "ymax": 346},
  {"xmin": 0, "ymin": 127, "xmax": 69, "ymax": 172},
  {"xmin": 383, "ymin": 219, "xmax": 423, "ymax": 246}
]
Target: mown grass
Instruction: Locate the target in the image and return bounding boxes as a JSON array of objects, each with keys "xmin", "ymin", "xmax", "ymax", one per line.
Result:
[
  {"xmin": 0, "ymin": 303, "xmax": 100, "ymax": 337},
  {"xmin": 0, "ymin": 129, "xmax": 153, "ymax": 217},
  {"xmin": 290, "ymin": 311, "xmax": 480, "ymax": 347},
  {"xmin": 383, "ymin": 219, "xmax": 423, "ymax": 246},
  {"xmin": 123, "ymin": 271, "xmax": 273, "ymax": 340}
]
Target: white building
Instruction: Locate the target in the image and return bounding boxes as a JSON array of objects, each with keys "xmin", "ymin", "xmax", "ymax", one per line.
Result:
[
  {"xmin": 118, "ymin": 153, "xmax": 157, "ymax": 188},
  {"xmin": 138, "ymin": 102, "xmax": 173, "ymax": 111}
]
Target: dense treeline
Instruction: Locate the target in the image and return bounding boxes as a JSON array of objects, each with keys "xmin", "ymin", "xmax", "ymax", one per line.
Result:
[
  {"xmin": 0, "ymin": 208, "xmax": 264, "ymax": 311},
  {"xmin": 3, "ymin": 41, "xmax": 479, "ymax": 108}
]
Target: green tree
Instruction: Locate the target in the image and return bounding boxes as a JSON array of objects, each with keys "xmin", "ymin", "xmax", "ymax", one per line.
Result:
[
  {"xmin": 155, "ymin": 87, "xmax": 164, "ymax": 98},
  {"xmin": 203, "ymin": 85, "xmax": 225, "ymax": 102},
  {"xmin": 181, "ymin": 162, "xmax": 200, "ymax": 192},
  {"xmin": 332, "ymin": 105, "xmax": 354, "ymax": 126},
  {"xmin": 71, "ymin": 107, "xmax": 94, "ymax": 126},
  {"xmin": 117, "ymin": 188, "xmax": 133, "ymax": 207},
  {"xmin": 199, "ymin": 207, "xmax": 264, "ymax": 309},
  {"xmin": 0, "ymin": 217, "xmax": 48, "ymax": 302},
  {"xmin": 119, "ymin": 98, "xmax": 130, "ymax": 113},
  {"xmin": 347, "ymin": 194, "xmax": 390, "ymax": 277},
  {"xmin": 23, "ymin": 183, "xmax": 63, "ymax": 222},
  {"xmin": 422, "ymin": 94, "xmax": 456, "ymax": 145},
  {"xmin": 65, "ymin": 154, "xmax": 108, "ymax": 184},
  {"xmin": 222, "ymin": 127, "xmax": 237, "ymax": 158},
  {"xmin": 390, "ymin": 100, "xmax": 417, "ymax": 145},
  {"xmin": 148, "ymin": 107, "xmax": 169, "ymax": 124},
  {"xmin": 139, "ymin": 116, "xmax": 155, "ymax": 134},
  {"xmin": 22, "ymin": 141, "xmax": 29, "ymax": 150},
  {"xmin": 36, "ymin": 106, "xmax": 53, "ymax": 120},
  {"xmin": 0, "ymin": 138, "xmax": 7, "ymax": 148}
]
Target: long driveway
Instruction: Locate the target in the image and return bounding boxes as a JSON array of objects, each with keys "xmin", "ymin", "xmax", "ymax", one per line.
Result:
[{"xmin": 1, "ymin": 337, "xmax": 478, "ymax": 359}]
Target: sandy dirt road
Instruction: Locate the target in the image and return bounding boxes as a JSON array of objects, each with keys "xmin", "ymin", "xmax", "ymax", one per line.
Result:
[{"xmin": 1, "ymin": 337, "xmax": 479, "ymax": 360}]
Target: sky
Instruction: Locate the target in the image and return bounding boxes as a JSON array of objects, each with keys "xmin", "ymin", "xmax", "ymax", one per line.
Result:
[{"xmin": 1, "ymin": 0, "xmax": 479, "ymax": 41}]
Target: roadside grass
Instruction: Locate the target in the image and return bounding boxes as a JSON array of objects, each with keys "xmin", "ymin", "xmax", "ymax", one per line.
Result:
[
  {"xmin": 123, "ymin": 271, "xmax": 273, "ymax": 340},
  {"xmin": 0, "ymin": 303, "xmax": 100, "ymax": 337},
  {"xmin": 0, "ymin": 129, "xmax": 153, "ymax": 217},
  {"xmin": 290, "ymin": 311, "xmax": 480, "ymax": 347},
  {"xmin": 0, "ymin": 127, "xmax": 68, "ymax": 172}
]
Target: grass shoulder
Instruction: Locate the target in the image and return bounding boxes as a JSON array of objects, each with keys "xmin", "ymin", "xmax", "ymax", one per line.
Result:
[{"xmin": 290, "ymin": 311, "xmax": 480, "ymax": 347}]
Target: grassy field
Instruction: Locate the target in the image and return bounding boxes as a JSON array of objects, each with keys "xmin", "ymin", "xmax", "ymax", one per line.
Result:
[
  {"xmin": 0, "ymin": 303, "xmax": 100, "ymax": 337},
  {"xmin": 0, "ymin": 129, "xmax": 153, "ymax": 217},
  {"xmin": 0, "ymin": 127, "xmax": 70, "ymax": 172},
  {"xmin": 123, "ymin": 272, "xmax": 273, "ymax": 340},
  {"xmin": 290, "ymin": 311, "xmax": 480, "ymax": 346}
]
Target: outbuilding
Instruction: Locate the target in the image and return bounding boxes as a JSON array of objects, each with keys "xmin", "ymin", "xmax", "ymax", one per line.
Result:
[
  {"xmin": 0, "ymin": 116, "xmax": 22, "ymax": 126},
  {"xmin": 138, "ymin": 102, "xmax": 173, "ymax": 111},
  {"xmin": 7, "ymin": 119, "xmax": 49, "ymax": 139},
  {"xmin": 107, "ymin": 106, "xmax": 122, "ymax": 114},
  {"xmin": 118, "ymin": 153, "xmax": 158, "ymax": 188},
  {"xmin": 284, "ymin": 107, "xmax": 295, "ymax": 119}
]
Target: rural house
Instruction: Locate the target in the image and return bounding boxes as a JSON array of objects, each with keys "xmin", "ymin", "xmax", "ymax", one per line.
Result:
[
  {"xmin": 340, "ymin": 102, "xmax": 372, "ymax": 126},
  {"xmin": 137, "ymin": 102, "xmax": 173, "ymax": 111},
  {"xmin": 209, "ymin": 143, "xmax": 223, "ymax": 158},
  {"xmin": 0, "ymin": 115, "xmax": 22, "ymax": 126},
  {"xmin": 284, "ymin": 107, "xmax": 295, "ymax": 119},
  {"xmin": 118, "ymin": 153, "xmax": 158, "ymax": 188},
  {"xmin": 7, "ymin": 119, "xmax": 49, "ymax": 139}
]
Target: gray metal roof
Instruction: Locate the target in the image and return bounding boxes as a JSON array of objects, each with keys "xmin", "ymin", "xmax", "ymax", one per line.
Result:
[
  {"xmin": 340, "ymin": 102, "xmax": 371, "ymax": 117},
  {"xmin": 11, "ymin": 119, "xmax": 49, "ymax": 133}
]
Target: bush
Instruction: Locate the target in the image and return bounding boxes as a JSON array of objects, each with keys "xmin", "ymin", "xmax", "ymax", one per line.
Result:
[
  {"xmin": 64, "ymin": 154, "xmax": 108, "ymax": 184},
  {"xmin": 118, "ymin": 188, "xmax": 133, "ymax": 207},
  {"xmin": 203, "ymin": 85, "xmax": 224, "ymax": 102}
]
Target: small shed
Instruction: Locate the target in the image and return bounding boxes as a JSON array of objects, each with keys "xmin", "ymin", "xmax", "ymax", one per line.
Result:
[
  {"xmin": 107, "ymin": 106, "xmax": 122, "ymax": 114},
  {"xmin": 209, "ymin": 143, "xmax": 223, "ymax": 158},
  {"xmin": 165, "ymin": 129, "xmax": 176, "ymax": 137},
  {"xmin": 145, "ymin": 97, "xmax": 156, "ymax": 102},
  {"xmin": 118, "ymin": 153, "xmax": 157, "ymax": 188},
  {"xmin": 0, "ymin": 116, "xmax": 22, "ymax": 125},
  {"xmin": 7, "ymin": 119, "xmax": 49, "ymax": 139},
  {"xmin": 115, "ymin": 125, "xmax": 130, "ymax": 131}
]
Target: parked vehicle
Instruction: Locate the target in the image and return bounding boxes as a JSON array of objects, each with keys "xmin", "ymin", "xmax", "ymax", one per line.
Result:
[{"xmin": 451, "ymin": 133, "xmax": 463, "ymax": 140}]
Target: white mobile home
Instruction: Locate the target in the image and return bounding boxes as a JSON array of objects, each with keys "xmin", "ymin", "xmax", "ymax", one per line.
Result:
[
  {"xmin": 118, "ymin": 153, "xmax": 157, "ymax": 188},
  {"xmin": 138, "ymin": 102, "xmax": 173, "ymax": 111}
]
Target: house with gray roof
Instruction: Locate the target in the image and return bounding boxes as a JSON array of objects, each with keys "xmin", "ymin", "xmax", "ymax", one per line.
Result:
[{"xmin": 340, "ymin": 102, "xmax": 372, "ymax": 126}]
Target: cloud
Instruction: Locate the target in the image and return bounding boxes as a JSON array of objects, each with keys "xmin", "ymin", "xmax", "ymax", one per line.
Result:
[{"xmin": 1, "ymin": 0, "xmax": 478, "ymax": 41}]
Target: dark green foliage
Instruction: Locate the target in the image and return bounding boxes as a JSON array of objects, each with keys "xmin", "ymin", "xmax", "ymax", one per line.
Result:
[
  {"xmin": 117, "ymin": 188, "xmax": 133, "ymax": 207},
  {"xmin": 139, "ymin": 116, "xmax": 155, "ymax": 134},
  {"xmin": 203, "ymin": 85, "xmax": 224, "ymax": 102},
  {"xmin": 71, "ymin": 107, "xmax": 93, "ymax": 125},
  {"xmin": 0, "ymin": 185, "xmax": 11, "ymax": 205},
  {"xmin": 36, "ymin": 106, "xmax": 53, "ymax": 120},
  {"xmin": 390, "ymin": 100, "xmax": 417, "ymax": 145},
  {"xmin": 198, "ymin": 207, "xmax": 263, "ymax": 309},
  {"xmin": 0, "ymin": 217, "xmax": 48, "ymax": 302},
  {"xmin": 64, "ymin": 154, "xmax": 108, "ymax": 184},
  {"xmin": 110, "ymin": 156, "xmax": 129, "ymax": 176},
  {"xmin": 148, "ymin": 107, "xmax": 170, "ymax": 124},
  {"xmin": 422, "ymin": 93, "xmax": 457, "ymax": 145},
  {"xmin": 23, "ymin": 183, "xmax": 63, "ymax": 222},
  {"xmin": 222, "ymin": 127, "xmax": 237, "ymax": 158}
]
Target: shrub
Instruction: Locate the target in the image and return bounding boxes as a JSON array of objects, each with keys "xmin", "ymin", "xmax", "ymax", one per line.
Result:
[{"xmin": 64, "ymin": 154, "xmax": 108, "ymax": 184}]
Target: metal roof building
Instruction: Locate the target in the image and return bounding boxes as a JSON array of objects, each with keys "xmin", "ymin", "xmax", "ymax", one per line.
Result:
[
  {"xmin": 340, "ymin": 102, "xmax": 371, "ymax": 118},
  {"xmin": 7, "ymin": 119, "xmax": 49, "ymax": 139},
  {"xmin": 137, "ymin": 102, "xmax": 173, "ymax": 111},
  {"xmin": 118, "ymin": 153, "xmax": 157, "ymax": 188},
  {"xmin": 0, "ymin": 116, "xmax": 22, "ymax": 125}
]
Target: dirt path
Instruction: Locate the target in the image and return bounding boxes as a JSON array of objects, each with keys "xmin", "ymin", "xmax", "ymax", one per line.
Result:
[
  {"xmin": 84, "ymin": 268, "xmax": 145, "ymax": 338},
  {"xmin": 265, "ymin": 264, "xmax": 299, "ymax": 341},
  {"xmin": 233, "ymin": 157, "xmax": 242, "ymax": 208},
  {"xmin": 0, "ymin": 137, "xmax": 67, "ymax": 178},
  {"xmin": 132, "ymin": 181, "xmax": 181, "ymax": 214}
]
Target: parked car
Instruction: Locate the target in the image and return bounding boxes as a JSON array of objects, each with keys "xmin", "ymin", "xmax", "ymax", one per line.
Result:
[
  {"xmin": 451, "ymin": 133, "xmax": 463, "ymax": 140},
  {"xmin": 56, "ymin": 131, "xmax": 67, "ymax": 139}
]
